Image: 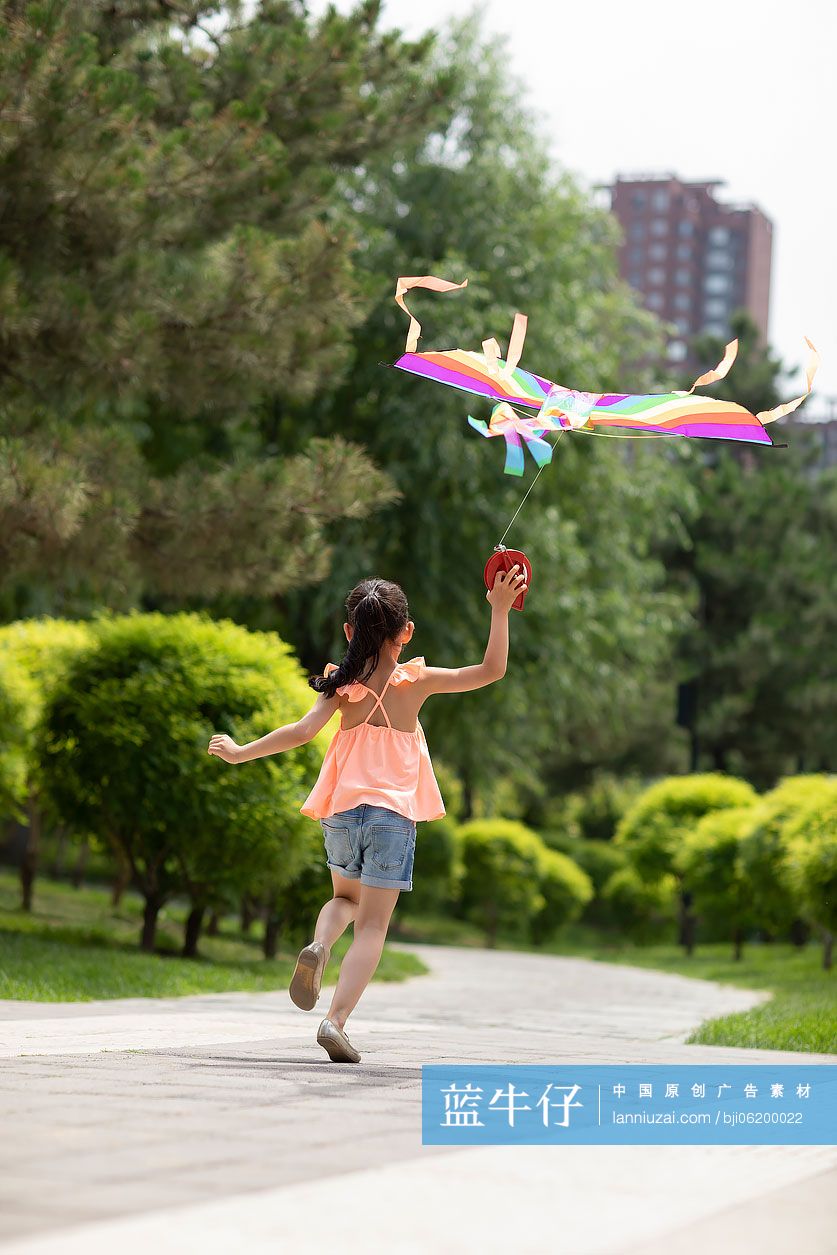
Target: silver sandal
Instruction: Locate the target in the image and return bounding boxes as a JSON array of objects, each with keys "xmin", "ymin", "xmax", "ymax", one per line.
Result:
[
  {"xmin": 317, "ymin": 1017, "xmax": 361, "ymax": 1063},
  {"xmin": 289, "ymin": 941, "xmax": 327, "ymax": 1010}
]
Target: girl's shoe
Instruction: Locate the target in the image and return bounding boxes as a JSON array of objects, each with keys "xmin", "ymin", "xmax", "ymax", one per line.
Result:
[
  {"xmin": 317, "ymin": 1017, "xmax": 361, "ymax": 1063},
  {"xmin": 289, "ymin": 941, "xmax": 327, "ymax": 1010}
]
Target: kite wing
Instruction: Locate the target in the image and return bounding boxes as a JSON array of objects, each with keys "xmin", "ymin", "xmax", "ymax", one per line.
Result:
[
  {"xmin": 394, "ymin": 352, "xmax": 776, "ymax": 445},
  {"xmin": 395, "ymin": 349, "xmax": 551, "ymax": 409}
]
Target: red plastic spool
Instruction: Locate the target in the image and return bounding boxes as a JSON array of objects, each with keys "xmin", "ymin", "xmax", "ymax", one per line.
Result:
[{"xmin": 483, "ymin": 547, "xmax": 532, "ymax": 612}]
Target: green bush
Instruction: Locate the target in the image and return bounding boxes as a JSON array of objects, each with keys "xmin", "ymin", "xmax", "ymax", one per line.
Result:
[
  {"xmin": 545, "ymin": 774, "xmax": 645, "ymax": 843},
  {"xmin": 432, "ymin": 762, "xmax": 465, "ymax": 822},
  {"xmin": 40, "ymin": 611, "xmax": 324, "ymax": 955},
  {"xmin": 614, "ymin": 773, "xmax": 757, "ymax": 881},
  {"xmin": 455, "ymin": 819, "xmax": 546, "ymax": 946},
  {"xmin": 0, "ymin": 619, "xmax": 95, "ymax": 908},
  {"xmin": 399, "ymin": 817, "xmax": 462, "ymax": 916},
  {"xmin": 530, "ymin": 847, "xmax": 593, "ymax": 943},
  {"xmin": 677, "ymin": 807, "xmax": 756, "ymax": 958},
  {"xmin": 600, "ymin": 866, "xmax": 677, "ymax": 942},
  {"xmin": 738, "ymin": 775, "xmax": 835, "ymax": 941},
  {"xmin": 0, "ymin": 655, "xmax": 35, "ymax": 823},
  {"xmin": 782, "ymin": 781, "xmax": 837, "ymax": 970}
]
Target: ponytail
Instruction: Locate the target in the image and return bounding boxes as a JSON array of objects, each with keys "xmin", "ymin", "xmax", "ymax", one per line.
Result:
[{"xmin": 310, "ymin": 578, "xmax": 409, "ymax": 699}]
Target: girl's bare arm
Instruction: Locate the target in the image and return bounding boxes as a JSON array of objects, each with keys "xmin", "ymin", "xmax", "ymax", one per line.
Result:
[
  {"xmin": 208, "ymin": 692, "xmax": 337, "ymax": 764},
  {"xmin": 420, "ymin": 566, "xmax": 527, "ymax": 695}
]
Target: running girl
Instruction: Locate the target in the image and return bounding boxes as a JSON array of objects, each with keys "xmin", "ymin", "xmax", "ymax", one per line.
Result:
[{"xmin": 207, "ymin": 565, "xmax": 526, "ymax": 1063}]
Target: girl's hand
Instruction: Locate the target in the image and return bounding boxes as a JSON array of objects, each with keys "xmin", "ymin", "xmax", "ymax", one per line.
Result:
[
  {"xmin": 207, "ymin": 734, "xmax": 242, "ymax": 764},
  {"xmin": 486, "ymin": 564, "xmax": 528, "ymax": 612}
]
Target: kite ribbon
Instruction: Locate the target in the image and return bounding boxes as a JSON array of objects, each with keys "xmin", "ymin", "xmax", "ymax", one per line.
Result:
[
  {"xmin": 395, "ymin": 274, "xmax": 468, "ymax": 353},
  {"xmin": 757, "ymin": 337, "xmax": 820, "ymax": 424},
  {"xmin": 685, "ymin": 338, "xmax": 739, "ymax": 394},
  {"xmin": 468, "ymin": 402, "xmax": 555, "ymax": 476},
  {"xmin": 483, "ymin": 312, "xmax": 529, "ymax": 382}
]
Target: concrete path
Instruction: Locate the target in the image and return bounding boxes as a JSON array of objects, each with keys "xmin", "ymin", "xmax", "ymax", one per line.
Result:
[{"xmin": 0, "ymin": 944, "xmax": 834, "ymax": 1253}]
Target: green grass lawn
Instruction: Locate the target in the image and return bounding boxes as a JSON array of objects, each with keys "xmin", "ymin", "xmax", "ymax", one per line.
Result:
[
  {"xmin": 0, "ymin": 870, "xmax": 426, "ymax": 1001},
  {"xmin": 393, "ymin": 914, "xmax": 837, "ymax": 1055}
]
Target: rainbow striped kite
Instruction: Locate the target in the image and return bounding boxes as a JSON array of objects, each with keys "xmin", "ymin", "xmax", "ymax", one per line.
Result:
[{"xmin": 392, "ymin": 275, "xmax": 819, "ymax": 475}]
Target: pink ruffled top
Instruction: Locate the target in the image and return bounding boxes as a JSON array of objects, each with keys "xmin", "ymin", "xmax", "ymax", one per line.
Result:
[{"xmin": 300, "ymin": 656, "xmax": 445, "ymax": 823}]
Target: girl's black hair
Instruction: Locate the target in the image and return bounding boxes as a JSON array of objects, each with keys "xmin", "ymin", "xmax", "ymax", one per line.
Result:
[{"xmin": 309, "ymin": 578, "xmax": 410, "ymax": 699}]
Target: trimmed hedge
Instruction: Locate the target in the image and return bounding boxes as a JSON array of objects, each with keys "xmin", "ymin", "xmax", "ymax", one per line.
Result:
[
  {"xmin": 530, "ymin": 846, "xmax": 593, "ymax": 943},
  {"xmin": 738, "ymin": 775, "xmax": 835, "ymax": 940},
  {"xmin": 677, "ymin": 807, "xmax": 757, "ymax": 958},
  {"xmin": 614, "ymin": 773, "xmax": 757, "ymax": 881},
  {"xmin": 782, "ymin": 780, "xmax": 837, "ymax": 969},
  {"xmin": 600, "ymin": 866, "xmax": 677, "ymax": 943}
]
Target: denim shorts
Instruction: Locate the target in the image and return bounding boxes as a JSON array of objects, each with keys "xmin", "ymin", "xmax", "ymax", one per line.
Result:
[{"xmin": 320, "ymin": 804, "xmax": 417, "ymax": 891}]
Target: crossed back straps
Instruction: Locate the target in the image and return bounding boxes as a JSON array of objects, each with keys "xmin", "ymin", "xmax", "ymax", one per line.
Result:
[{"xmin": 357, "ymin": 671, "xmax": 396, "ymax": 728}]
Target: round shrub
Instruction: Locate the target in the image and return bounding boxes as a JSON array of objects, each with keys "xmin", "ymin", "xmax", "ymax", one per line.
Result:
[
  {"xmin": 782, "ymin": 780, "xmax": 837, "ymax": 969},
  {"xmin": 530, "ymin": 847, "xmax": 593, "ymax": 943},
  {"xmin": 614, "ymin": 773, "xmax": 757, "ymax": 881},
  {"xmin": 738, "ymin": 775, "xmax": 835, "ymax": 939},
  {"xmin": 455, "ymin": 819, "xmax": 546, "ymax": 946},
  {"xmin": 400, "ymin": 817, "xmax": 462, "ymax": 916},
  {"xmin": 677, "ymin": 807, "xmax": 756, "ymax": 957},
  {"xmin": 40, "ymin": 611, "xmax": 324, "ymax": 953}
]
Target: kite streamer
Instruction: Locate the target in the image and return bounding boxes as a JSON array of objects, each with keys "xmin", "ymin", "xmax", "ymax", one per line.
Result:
[{"xmin": 394, "ymin": 274, "xmax": 468, "ymax": 354}]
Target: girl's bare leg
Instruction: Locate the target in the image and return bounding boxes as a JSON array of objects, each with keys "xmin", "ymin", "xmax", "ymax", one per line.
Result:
[
  {"xmin": 312, "ymin": 870, "xmax": 361, "ymax": 959},
  {"xmin": 325, "ymin": 883, "xmax": 401, "ymax": 1029}
]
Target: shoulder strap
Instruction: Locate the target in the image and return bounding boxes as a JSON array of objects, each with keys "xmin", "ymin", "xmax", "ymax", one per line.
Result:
[{"xmin": 360, "ymin": 670, "xmax": 396, "ymax": 728}]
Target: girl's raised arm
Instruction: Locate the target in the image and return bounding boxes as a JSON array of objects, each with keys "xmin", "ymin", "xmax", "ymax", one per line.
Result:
[
  {"xmin": 208, "ymin": 690, "xmax": 337, "ymax": 764},
  {"xmin": 420, "ymin": 565, "xmax": 527, "ymax": 695}
]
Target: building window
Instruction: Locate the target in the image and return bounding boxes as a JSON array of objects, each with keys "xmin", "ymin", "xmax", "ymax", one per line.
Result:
[
  {"xmin": 646, "ymin": 292, "xmax": 664, "ymax": 310},
  {"xmin": 647, "ymin": 266, "xmax": 665, "ymax": 284},
  {"xmin": 631, "ymin": 191, "xmax": 646, "ymax": 208},
  {"xmin": 628, "ymin": 270, "xmax": 643, "ymax": 288},
  {"xmin": 674, "ymin": 293, "xmax": 691, "ymax": 311},
  {"xmin": 703, "ymin": 320, "xmax": 728, "ymax": 336},
  {"xmin": 650, "ymin": 218, "xmax": 668, "ymax": 235},
  {"xmin": 676, "ymin": 243, "xmax": 691, "ymax": 260},
  {"xmin": 628, "ymin": 245, "xmax": 644, "ymax": 263},
  {"xmin": 706, "ymin": 250, "xmax": 733, "ymax": 271},
  {"xmin": 648, "ymin": 243, "xmax": 667, "ymax": 260},
  {"xmin": 629, "ymin": 222, "xmax": 645, "ymax": 240},
  {"xmin": 678, "ymin": 221, "xmax": 695, "ymax": 238},
  {"xmin": 704, "ymin": 297, "xmax": 727, "ymax": 318},
  {"xmin": 709, "ymin": 226, "xmax": 730, "ymax": 244},
  {"xmin": 667, "ymin": 340, "xmax": 688, "ymax": 362},
  {"xmin": 675, "ymin": 267, "xmax": 691, "ymax": 286},
  {"xmin": 704, "ymin": 274, "xmax": 729, "ymax": 294},
  {"xmin": 675, "ymin": 317, "xmax": 691, "ymax": 334},
  {"xmin": 652, "ymin": 190, "xmax": 669, "ymax": 210}
]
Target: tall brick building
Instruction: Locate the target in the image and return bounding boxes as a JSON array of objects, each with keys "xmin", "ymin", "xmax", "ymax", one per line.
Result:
[{"xmin": 609, "ymin": 175, "xmax": 773, "ymax": 369}]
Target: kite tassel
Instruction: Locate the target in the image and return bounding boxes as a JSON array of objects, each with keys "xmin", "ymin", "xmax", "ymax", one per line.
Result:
[{"xmin": 394, "ymin": 274, "xmax": 468, "ymax": 353}]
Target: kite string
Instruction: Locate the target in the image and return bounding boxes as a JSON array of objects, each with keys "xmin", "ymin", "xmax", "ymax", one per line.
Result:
[{"xmin": 497, "ymin": 429, "xmax": 564, "ymax": 547}]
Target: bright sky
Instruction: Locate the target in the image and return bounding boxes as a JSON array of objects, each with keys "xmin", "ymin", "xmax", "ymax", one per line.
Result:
[{"xmin": 377, "ymin": 0, "xmax": 836, "ymax": 410}]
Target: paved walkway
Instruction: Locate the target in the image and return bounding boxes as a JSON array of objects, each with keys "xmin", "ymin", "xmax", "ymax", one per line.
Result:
[{"xmin": 0, "ymin": 944, "xmax": 834, "ymax": 1253}]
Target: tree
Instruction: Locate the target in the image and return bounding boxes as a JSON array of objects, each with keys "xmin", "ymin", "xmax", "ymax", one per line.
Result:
[
  {"xmin": 614, "ymin": 773, "xmax": 757, "ymax": 953},
  {"xmin": 40, "ymin": 611, "xmax": 325, "ymax": 953},
  {"xmin": 0, "ymin": 0, "xmax": 448, "ymax": 615},
  {"xmin": 671, "ymin": 312, "xmax": 837, "ymax": 785},
  {"xmin": 782, "ymin": 782, "xmax": 837, "ymax": 970},
  {"xmin": 276, "ymin": 21, "xmax": 696, "ymax": 800},
  {"xmin": 455, "ymin": 819, "xmax": 546, "ymax": 946},
  {"xmin": 677, "ymin": 807, "xmax": 756, "ymax": 959},
  {"xmin": 737, "ymin": 775, "xmax": 835, "ymax": 944},
  {"xmin": 0, "ymin": 618, "xmax": 92, "ymax": 909}
]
